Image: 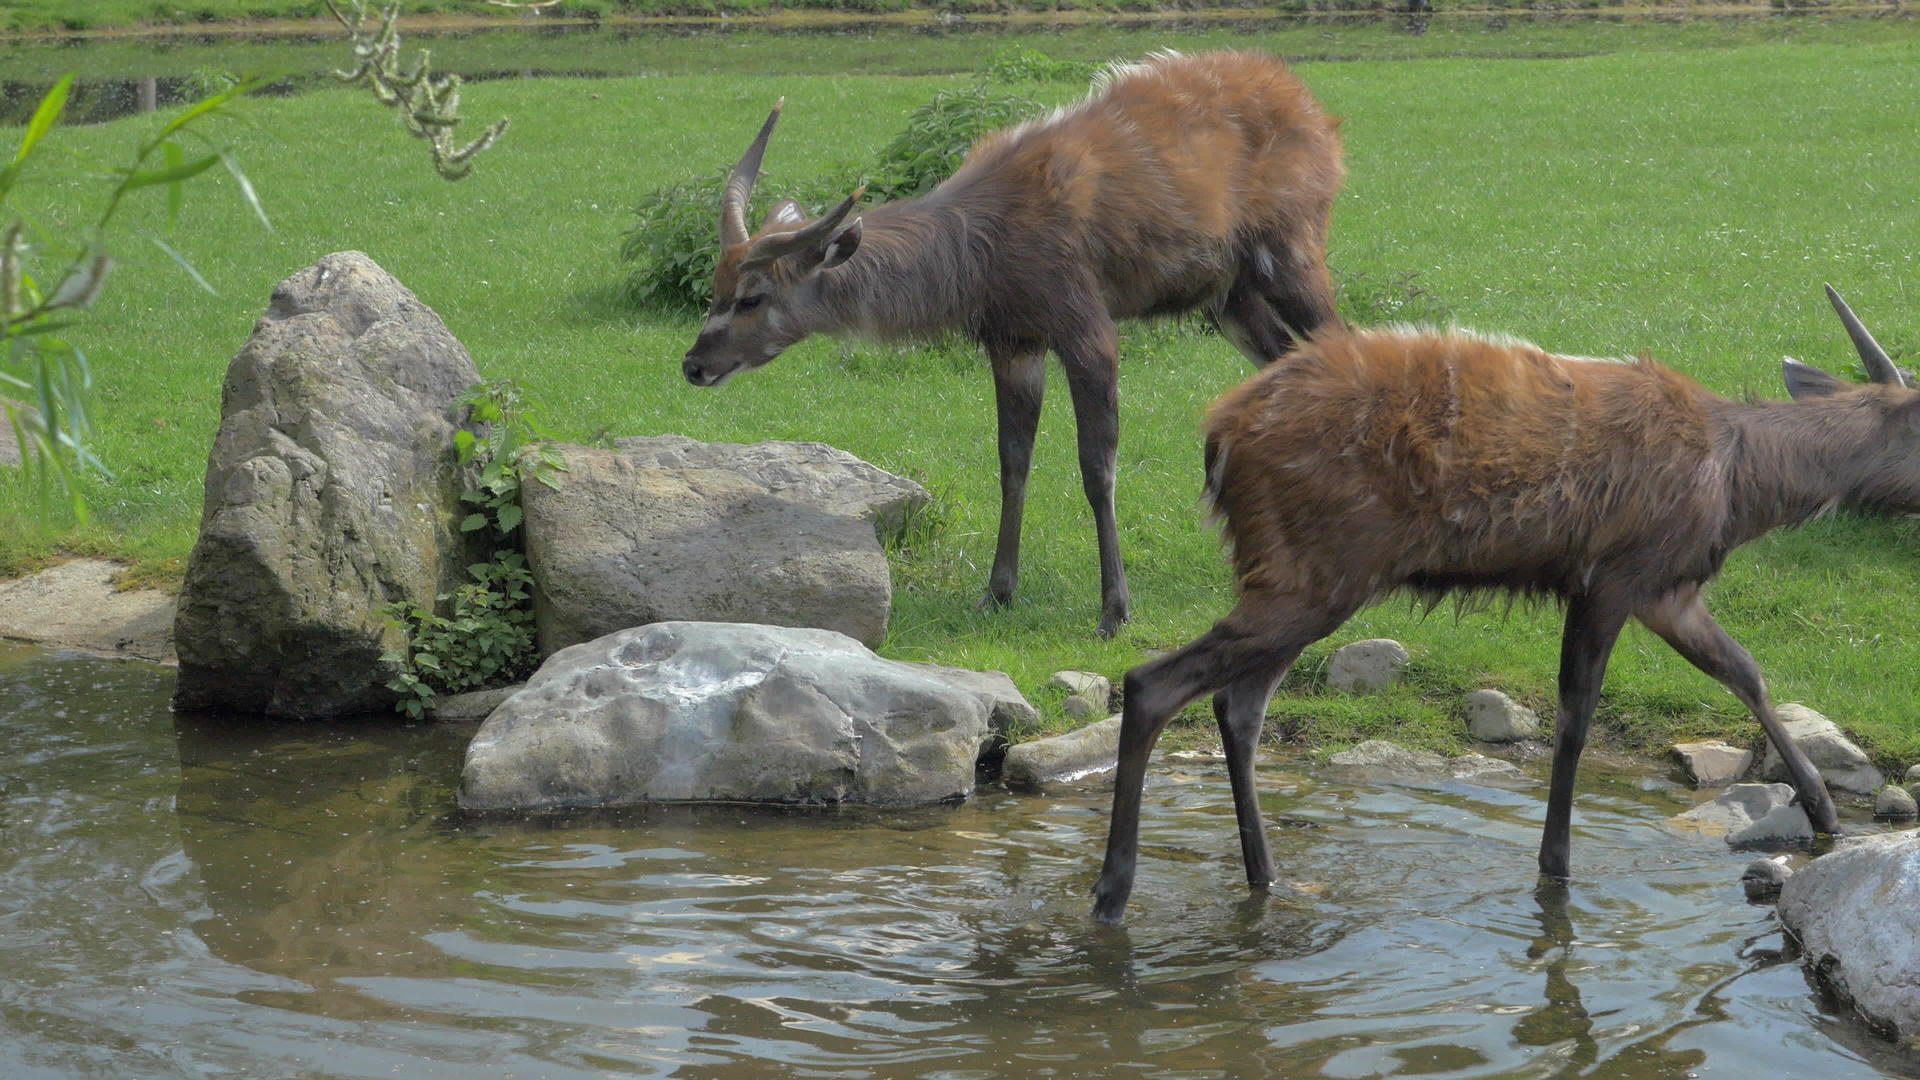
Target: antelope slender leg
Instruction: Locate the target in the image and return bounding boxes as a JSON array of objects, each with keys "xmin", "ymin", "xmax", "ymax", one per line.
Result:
[
  {"xmin": 1539, "ymin": 592, "xmax": 1632, "ymax": 881},
  {"xmin": 1634, "ymin": 586, "xmax": 1840, "ymax": 833},
  {"xmin": 981, "ymin": 344, "xmax": 1047, "ymax": 610},
  {"xmin": 1214, "ymin": 667, "xmax": 1290, "ymax": 888},
  {"xmin": 1093, "ymin": 594, "xmax": 1352, "ymax": 924},
  {"xmin": 1057, "ymin": 322, "xmax": 1129, "ymax": 638}
]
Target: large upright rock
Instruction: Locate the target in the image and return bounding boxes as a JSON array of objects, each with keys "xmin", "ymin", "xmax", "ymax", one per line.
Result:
[
  {"xmin": 523, "ymin": 444, "xmax": 892, "ymax": 654},
  {"xmin": 172, "ymin": 252, "xmax": 481, "ymax": 718},
  {"xmin": 459, "ymin": 622, "xmax": 996, "ymax": 810}
]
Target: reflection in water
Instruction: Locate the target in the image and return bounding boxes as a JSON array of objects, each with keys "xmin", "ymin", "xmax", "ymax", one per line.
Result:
[{"xmin": 3, "ymin": 643, "xmax": 1918, "ymax": 1077}]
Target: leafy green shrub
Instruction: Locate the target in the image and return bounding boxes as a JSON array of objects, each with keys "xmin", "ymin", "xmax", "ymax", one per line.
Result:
[
  {"xmin": 866, "ymin": 85, "xmax": 1041, "ymax": 202},
  {"xmin": 616, "ymin": 60, "xmax": 1046, "ymax": 310},
  {"xmin": 382, "ymin": 555, "xmax": 537, "ymax": 718},
  {"xmin": 619, "ymin": 169, "xmax": 859, "ymax": 310},
  {"xmin": 980, "ymin": 47, "xmax": 1100, "ymax": 84},
  {"xmin": 382, "ymin": 379, "xmax": 564, "ymax": 717}
]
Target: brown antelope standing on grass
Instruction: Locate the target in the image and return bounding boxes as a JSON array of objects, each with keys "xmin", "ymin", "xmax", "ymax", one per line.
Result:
[
  {"xmin": 681, "ymin": 51, "xmax": 1346, "ymax": 637},
  {"xmin": 1090, "ymin": 287, "xmax": 1908, "ymax": 924}
]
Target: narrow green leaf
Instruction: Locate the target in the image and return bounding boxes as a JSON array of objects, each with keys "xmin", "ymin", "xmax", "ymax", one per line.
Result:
[
  {"xmin": 162, "ymin": 143, "xmax": 185, "ymax": 226},
  {"xmin": 15, "ymin": 74, "xmax": 72, "ymax": 165},
  {"xmin": 219, "ymin": 150, "xmax": 272, "ymax": 232},
  {"xmin": 142, "ymin": 231, "xmax": 216, "ymax": 296},
  {"xmin": 116, "ymin": 152, "xmax": 220, "ymax": 193},
  {"xmin": 460, "ymin": 512, "xmax": 488, "ymax": 532},
  {"xmin": 152, "ymin": 73, "xmax": 275, "ymax": 144}
]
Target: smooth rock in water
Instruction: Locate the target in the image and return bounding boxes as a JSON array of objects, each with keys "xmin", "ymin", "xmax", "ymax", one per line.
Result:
[
  {"xmin": 459, "ymin": 622, "xmax": 993, "ymax": 810},
  {"xmin": 1906, "ymin": 763, "xmax": 1920, "ymax": 786},
  {"xmin": 522, "ymin": 445, "xmax": 891, "ymax": 655},
  {"xmin": 614, "ymin": 434, "xmax": 929, "ymax": 541},
  {"xmin": 1876, "ymin": 784, "xmax": 1919, "ymax": 819},
  {"xmin": 1727, "ymin": 803, "xmax": 1815, "ymax": 848},
  {"xmin": 1003, "ymin": 716, "xmax": 1121, "ymax": 791},
  {"xmin": 912, "ymin": 662, "xmax": 1037, "ymax": 760},
  {"xmin": 1759, "ymin": 704, "xmax": 1885, "ymax": 795},
  {"xmin": 1326, "ymin": 739, "xmax": 1532, "ymax": 786},
  {"xmin": 173, "ymin": 251, "xmax": 484, "ymax": 718},
  {"xmin": 1463, "ymin": 689, "xmax": 1539, "ymax": 743},
  {"xmin": 1778, "ymin": 831, "xmax": 1920, "ymax": 1039},
  {"xmin": 1669, "ymin": 782, "xmax": 1795, "ymax": 837},
  {"xmin": 1672, "ymin": 740, "xmax": 1754, "ymax": 788},
  {"xmin": 1326, "ymin": 639, "xmax": 1410, "ymax": 693},
  {"xmin": 1741, "ymin": 856, "xmax": 1793, "ymax": 902}
]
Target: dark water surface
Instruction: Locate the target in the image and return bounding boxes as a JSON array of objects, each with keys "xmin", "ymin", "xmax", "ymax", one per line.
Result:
[{"xmin": 2, "ymin": 641, "xmax": 1915, "ymax": 1078}]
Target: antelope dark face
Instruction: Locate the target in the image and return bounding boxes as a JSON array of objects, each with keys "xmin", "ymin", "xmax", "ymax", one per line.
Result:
[
  {"xmin": 681, "ymin": 101, "xmax": 864, "ymax": 388},
  {"xmin": 1782, "ymin": 285, "xmax": 1920, "ymax": 513}
]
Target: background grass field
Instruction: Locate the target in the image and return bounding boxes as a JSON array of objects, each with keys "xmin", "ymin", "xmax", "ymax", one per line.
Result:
[{"xmin": 4, "ymin": 21, "xmax": 1917, "ymax": 766}]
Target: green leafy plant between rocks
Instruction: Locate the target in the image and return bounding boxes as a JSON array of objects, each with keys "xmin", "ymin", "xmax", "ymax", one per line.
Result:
[{"xmin": 382, "ymin": 379, "xmax": 566, "ymax": 717}]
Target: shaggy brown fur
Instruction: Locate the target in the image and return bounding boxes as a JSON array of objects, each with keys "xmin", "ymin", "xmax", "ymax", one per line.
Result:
[
  {"xmin": 1093, "ymin": 311, "xmax": 1919, "ymax": 924},
  {"xmin": 682, "ymin": 51, "xmax": 1346, "ymax": 637}
]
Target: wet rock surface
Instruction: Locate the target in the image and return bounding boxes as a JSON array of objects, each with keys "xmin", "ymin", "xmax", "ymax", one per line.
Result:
[
  {"xmin": 1778, "ymin": 830, "xmax": 1920, "ymax": 1040},
  {"xmin": 460, "ymin": 622, "xmax": 1007, "ymax": 810}
]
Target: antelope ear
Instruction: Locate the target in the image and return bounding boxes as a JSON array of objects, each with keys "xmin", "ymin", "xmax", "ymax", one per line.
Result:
[
  {"xmin": 819, "ymin": 218, "xmax": 862, "ymax": 270},
  {"xmin": 1783, "ymin": 357, "xmax": 1846, "ymax": 400},
  {"xmin": 761, "ymin": 199, "xmax": 807, "ymax": 231}
]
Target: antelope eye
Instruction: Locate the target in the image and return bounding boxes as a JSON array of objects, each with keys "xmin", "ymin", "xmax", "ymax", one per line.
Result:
[{"xmin": 735, "ymin": 294, "xmax": 765, "ymax": 313}]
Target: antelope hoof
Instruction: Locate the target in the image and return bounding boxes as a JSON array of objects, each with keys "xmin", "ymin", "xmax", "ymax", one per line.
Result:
[{"xmin": 1090, "ymin": 882, "xmax": 1131, "ymax": 925}]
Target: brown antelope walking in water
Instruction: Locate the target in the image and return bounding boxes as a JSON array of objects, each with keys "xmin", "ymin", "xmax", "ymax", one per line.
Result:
[
  {"xmin": 1090, "ymin": 287, "xmax": 1907, "ymax": 923},
  {"xmin": 680, "ymin": 51, "xmax": 1346, "ymax": 637}
]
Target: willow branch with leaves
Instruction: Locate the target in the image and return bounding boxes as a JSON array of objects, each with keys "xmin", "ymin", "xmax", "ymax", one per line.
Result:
[
  {"xmin": 1, "ymin": 74, "xmax": 271, "ymax": 521},
  {"xmin": 326, "ymin": 0, "xmax": 510, "ymax": 181}
]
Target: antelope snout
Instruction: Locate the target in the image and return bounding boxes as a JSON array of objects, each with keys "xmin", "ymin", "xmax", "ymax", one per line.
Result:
[{"xmin": 683, "ymin": 353, "xmax": 722, "ymax": 387}]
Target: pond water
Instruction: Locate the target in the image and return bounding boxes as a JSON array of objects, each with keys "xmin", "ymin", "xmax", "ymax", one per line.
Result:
[{"xmin": 3, "ymin": 641, "xmax": 1916, "ymax": 1078}]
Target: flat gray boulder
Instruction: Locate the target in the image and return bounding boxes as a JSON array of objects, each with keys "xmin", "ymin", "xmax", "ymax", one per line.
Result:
[
  {"xmin": 1778, "ymin": 831, "xmax": 1920, "ymax": 1039},
  {"xmin": 1326, "ymin": 739, "xmax": 1532, "ymax": 786},
  {"xmin": 1003, "ymin": 716, "xmax": 1121, "ymax": 791},
  {"xmin": 1670, "ymin": 782, "xmax": 1795, "ymax": 837},
  {"xmin": 614, "ymin": 434, "xmax": 929, "ymax": 540},
  {"xmin": 1727, "ymin": 803, "xmax": 1814, "ymax": 848},
  {"xmin": 1672, "ymin": 740, "xmax": 1754, "ymax": 788},
  {"xmin": 459, "ymin": 622, "xmax": 997, "ymax": 810},
  {"xmin": 523, "ymin": 445, "xmax": 891, "ymax": 654},
  {"xmin": 1760, "ymin": 704, "xmax": 1884, "ymax": 795},
  {"xmin": 172, "ymin": 251, "xmax": 482, "ymax": 718}
]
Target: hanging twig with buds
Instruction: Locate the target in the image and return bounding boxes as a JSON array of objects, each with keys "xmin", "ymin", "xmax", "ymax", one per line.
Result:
[{"xmin": 325, "ymin": 0, "xmax": 509, "ymax": 180}]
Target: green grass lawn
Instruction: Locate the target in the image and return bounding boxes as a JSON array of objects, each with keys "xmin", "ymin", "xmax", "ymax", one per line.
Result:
[{"xmin": 5, "ymin": 29, "xmax": 1919, "ymax": 771}]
